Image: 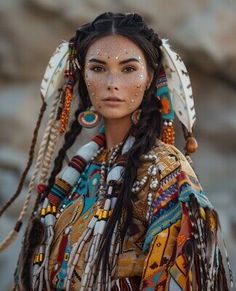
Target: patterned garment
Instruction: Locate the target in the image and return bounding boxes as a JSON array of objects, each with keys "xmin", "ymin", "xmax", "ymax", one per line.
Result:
[
  {"xmin": 45, "ymin": 139, "xmax": 232, "ymax": 290},
  {"xmin": 140, "ymin": 143, "xmax": 233, "ymax": 291}
]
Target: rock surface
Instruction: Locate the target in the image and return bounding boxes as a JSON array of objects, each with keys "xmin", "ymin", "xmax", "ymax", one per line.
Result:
[{"xmin": 0, "ymin": 0, "xmax": 236, "ymax": 290}]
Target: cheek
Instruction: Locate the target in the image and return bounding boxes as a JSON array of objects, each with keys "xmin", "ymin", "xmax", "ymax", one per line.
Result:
[
  {"xmin": 85, "ymin": 73, "xmax": 103, "ymax": 99},
  {"xmin": 125, "ymin": 72, "xmax": 147, "ymax": 98}
]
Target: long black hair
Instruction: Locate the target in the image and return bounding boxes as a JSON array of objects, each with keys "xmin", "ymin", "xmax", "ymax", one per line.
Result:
[{"xmin": 46, "ymin": 11, "xmax": 163, "ymax": 284}]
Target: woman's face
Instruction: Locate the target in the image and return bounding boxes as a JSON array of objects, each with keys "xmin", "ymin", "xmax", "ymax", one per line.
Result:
[{"xmin": 84, "ymin": 34, "xmax": 153, "ymax": 120}]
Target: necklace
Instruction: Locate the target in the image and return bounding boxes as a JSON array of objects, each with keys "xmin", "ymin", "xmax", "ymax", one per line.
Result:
[
  {"xmin": 93, "ymin": 142, "xmax": 123, "ymax": 204},
  {"xmin": 32, "ymin": 134, "xmax": 135, "ymax": 291}
]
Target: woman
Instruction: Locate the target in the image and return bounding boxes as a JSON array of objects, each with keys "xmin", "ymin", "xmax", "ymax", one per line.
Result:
[{"xmin": 0, "ymin": 12, "xmax": 232, "ymax": 290}]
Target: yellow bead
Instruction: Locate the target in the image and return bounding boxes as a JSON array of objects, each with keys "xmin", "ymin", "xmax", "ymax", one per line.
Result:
[
  {"xmin": 46, "ymin": 205, "xmax": 52, "ymax": 214},
  {"xmin": 64, "ymin": 253, "xmax": 70, "ymax": 261},
  {"xmin": 98, "ymin": 211, "xmax": 103, "ymax": 220},
  {"xmin": 34, "ymin": 254, "xmax": 39, "ymax": 263},
  {"xmin": 102, "ymin": 210, "xmax": 108, "ymax": 219},
  {"xmin": 41, "ymin": 208, "xmax": 46, "ymax": 216},
  {"xmin": 39, "ymin": 253, "xmax": 43, "ymax": 262}
]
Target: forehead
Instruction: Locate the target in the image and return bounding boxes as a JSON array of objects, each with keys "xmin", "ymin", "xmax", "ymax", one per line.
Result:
[{"xmin": 85, "ymin": 34, "xmax": 146, "ymax": 60}]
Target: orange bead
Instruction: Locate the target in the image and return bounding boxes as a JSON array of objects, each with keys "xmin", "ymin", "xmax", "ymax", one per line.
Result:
[{"xmin": 185, "ymin": 136, "xmax": 198, "ymax": 153}]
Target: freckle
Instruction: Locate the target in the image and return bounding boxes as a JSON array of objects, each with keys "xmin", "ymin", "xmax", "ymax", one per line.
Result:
[
  {"xmin": 136, "ymin": 84, "xmax": 141, "ymax": 88},
  {"xmin": 107, "ymin": 56, "xmax": 110, "ymax": 59}
]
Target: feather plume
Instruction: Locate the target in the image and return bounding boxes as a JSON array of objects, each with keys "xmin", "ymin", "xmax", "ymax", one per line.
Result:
[
  {"xmin": 40, "ymin": 41, "xmax": 69, "ymax": 100},
  {"xmin": 161, "ymin": 39, "xmax": 196, "ymax": 133}
]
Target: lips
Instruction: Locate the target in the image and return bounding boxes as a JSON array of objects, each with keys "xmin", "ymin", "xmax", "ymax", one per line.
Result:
[{"xmin": 102, "ymin": 96, "xmax": 124, "ymax": 102}]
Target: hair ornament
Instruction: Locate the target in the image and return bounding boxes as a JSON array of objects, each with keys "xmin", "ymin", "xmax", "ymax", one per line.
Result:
[
  {"xmin": 156, "ymin": 66, "xmax": 175, "ymax": 145},
  {"xmin": 40, "ymin": 41, "xmax": 69, "ymax": 101},
  {"xmin": 160, "ymin": 39, "xmax": 197, "ymax": 155}
]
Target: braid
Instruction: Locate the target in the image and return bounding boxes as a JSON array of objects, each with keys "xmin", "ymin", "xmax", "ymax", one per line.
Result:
[
  {"xmin": 0, "ymin": 99, "xmax": 47, "ymax": 217},
  {"xmin": 98, "ymin": 40, "xmax": 163, "ymax": 277},
  {"xmin": 44, "ymin": 107, "xmax": 83, "ymax": 196},
  {"xmin": 44, "ymin": 29, "xmax": 90, "ymax": 196}
]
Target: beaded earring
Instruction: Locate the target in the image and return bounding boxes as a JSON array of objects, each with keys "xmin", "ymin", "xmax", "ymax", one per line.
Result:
[
  {"xmin": 78, "ymin": 107, "xmax": 102, "ymax": 128},
  {"xmin": 59, "ymin": 41, "xmax": 77, "ymax": 134},
  {"xmin": 131, "ymin": 109, "xmax": 142, "ymax": 125},
  {"xmin": 157, "ymin": 66, "xmax": 175, "ymax": 145}
]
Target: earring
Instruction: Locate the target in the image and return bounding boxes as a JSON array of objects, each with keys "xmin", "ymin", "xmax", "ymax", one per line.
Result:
[
  {"xmin": 131, "ymin": 109, "xmax": 142, "ymax": 125},
  {"xmin": 157, "ymin": 66, "xmax": 175, "ymax": 145},
  {"xmin": 78, "ymin": 108, "xmax": 101, "ymax": 128}
]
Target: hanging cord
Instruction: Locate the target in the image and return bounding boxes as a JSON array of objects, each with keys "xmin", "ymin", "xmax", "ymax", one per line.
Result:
[
  {"xmin": 181, "ymin": 122, "xmax": 198, "ymax": 165},
  {"xmin": 37, "ymin": 90, "xmax": 63, "ymax": 184},
  {"xmin": 0, "ymin": 96, "xmax": 47, "ymax": 252},
  {"xmin": 38, "ymin": 120, "xmax": 61, "ymax": 184},
  {"xmin": 0, "ymin": 96, "xmax": 47, "ymax": 218},
  {"xmin": 0, "ymin": 91, "xmax": 62, "ymax": 252}
]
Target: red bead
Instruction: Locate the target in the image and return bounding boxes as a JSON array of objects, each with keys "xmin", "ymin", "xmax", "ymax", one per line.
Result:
[{"xmin": 37, "ymin": 183, "xmax": 46, "ymax": 194}]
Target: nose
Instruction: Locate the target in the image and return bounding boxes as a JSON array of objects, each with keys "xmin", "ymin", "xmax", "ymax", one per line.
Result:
[
  {"xmin": 107, "ymin": 74, "xmax": 119, "ymax": 91},
  {"xmin": 107, "ymin": 85, "xmax": 118, "ymax": 91}
]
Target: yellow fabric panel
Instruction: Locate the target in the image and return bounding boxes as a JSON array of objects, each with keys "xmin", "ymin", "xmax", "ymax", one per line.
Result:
[{"xmin": 142, "ymin": 219, "xmax": 181, "ymax": 280}]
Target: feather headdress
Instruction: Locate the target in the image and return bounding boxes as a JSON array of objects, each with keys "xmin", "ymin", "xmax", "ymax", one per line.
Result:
[
  {"xmin": 40, "ymin": 41, "xmax": 69, "ymax": 101},
  {"xmin": 160, "ymin": 39, "xmax": 196, "ymax": 133}
]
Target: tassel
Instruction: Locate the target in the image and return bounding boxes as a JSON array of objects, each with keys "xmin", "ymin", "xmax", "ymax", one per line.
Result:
[
  {"xmin": 59, "ymin": 86, "xmax": 73, "ymax": 134},
  {"xmin": 161, "ymin": 120, "xmax": 175, "ymax": 145}
]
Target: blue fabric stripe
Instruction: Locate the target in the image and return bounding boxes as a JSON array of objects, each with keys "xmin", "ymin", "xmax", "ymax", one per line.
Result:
[
  {"xmin": 179, "ymin": 183, "xmax": 213, "ymax": 208},
  {"xmin": 143, "ymin": 203, "xmax": 182, "ymax": 252}
]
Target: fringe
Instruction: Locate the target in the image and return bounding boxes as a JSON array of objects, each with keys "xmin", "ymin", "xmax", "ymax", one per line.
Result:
[
  {"xmin": 187, "ymin": 194, "xmax": 233, "ymax": 291},
  {"xmin": 15, "ymin": 217, "xmax": 45, "ymax": 291}
]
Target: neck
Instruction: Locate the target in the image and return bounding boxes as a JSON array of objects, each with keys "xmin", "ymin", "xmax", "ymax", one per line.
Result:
[{"xmin": 104, "ymin": 116, "xmax": 132, "ymax": 150}]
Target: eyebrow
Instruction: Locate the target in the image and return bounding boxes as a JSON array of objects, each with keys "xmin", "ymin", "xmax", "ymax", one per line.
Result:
[{"xmin": 88, "ymin": 57, "xmax": 140, "ymax": 65}]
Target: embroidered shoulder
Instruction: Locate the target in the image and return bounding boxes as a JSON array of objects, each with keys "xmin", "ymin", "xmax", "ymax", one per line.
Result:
[
  {"xmin": 153, "ymin": 139, "xmax": 181, "ymax": 182},
  {"xmin": 148, "ymin": 139, "xmax": 213, "ymax": 218}
]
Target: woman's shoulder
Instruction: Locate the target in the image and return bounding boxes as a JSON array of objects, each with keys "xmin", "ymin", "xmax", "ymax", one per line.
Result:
[
  {"xmin": 151, "ymin": 138, "xmax": 213, "ymax": 209},
  {"xmin": 151, "ymin": 138, "xmax": 185, "ymax": 179}
]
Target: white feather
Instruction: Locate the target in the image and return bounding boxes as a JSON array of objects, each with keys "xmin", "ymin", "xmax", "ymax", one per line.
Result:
[
  {"xmin": 40, "ymin": 41, "xmax": 69, "ymax": 100},
  {"xmin": 161, "ymin": 39, "xmax": 196, "ymax": 132}
]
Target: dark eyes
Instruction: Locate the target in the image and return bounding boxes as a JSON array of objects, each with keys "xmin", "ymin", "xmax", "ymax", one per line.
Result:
[
  {"xmin": 91, "ymin": 66, "xmax": 105, "ymax": 72},
  {"xmin": 90, "ymin": 66, "xmax": 137, "ymax": 73},
  {"xmin": 123, "ymin": 66, "xmax": 136, "ymax": 72}
]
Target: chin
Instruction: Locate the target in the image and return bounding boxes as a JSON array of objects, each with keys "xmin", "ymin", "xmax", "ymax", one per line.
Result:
[{"xmin": 102, "ymin": 111, "xmax": 131, "ymax": 121}]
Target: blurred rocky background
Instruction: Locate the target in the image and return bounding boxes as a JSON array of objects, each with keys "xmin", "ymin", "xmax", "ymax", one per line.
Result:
[{"xmin": 0, "ymin": 0, "xmax": 236, "ymax": 289}]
